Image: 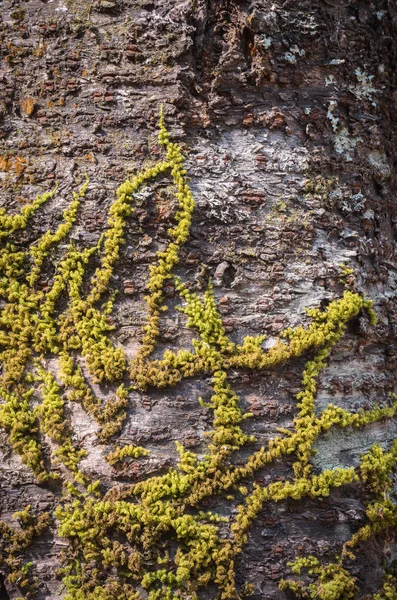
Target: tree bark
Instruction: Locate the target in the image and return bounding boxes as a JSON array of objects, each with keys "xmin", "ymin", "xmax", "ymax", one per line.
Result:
[{"xmin": 0, "ymin": 1, "xmax": 396, "ymax": 599}]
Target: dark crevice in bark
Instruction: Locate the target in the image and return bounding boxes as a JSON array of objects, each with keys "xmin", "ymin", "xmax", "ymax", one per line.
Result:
[{"xmin": 0, "ymin": 575, "xmax": 10, "ymax": 600}]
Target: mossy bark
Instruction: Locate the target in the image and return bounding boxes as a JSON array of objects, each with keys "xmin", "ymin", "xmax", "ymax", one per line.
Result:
[{"xmin": 0, "ymin": 1, "xmax": 396, "ymax": 599}]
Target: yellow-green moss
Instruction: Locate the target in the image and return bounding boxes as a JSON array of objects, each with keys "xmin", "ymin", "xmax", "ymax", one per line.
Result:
[{"xmin": 106, "ymin": 444, "xmax": 150, "ymax": 467}]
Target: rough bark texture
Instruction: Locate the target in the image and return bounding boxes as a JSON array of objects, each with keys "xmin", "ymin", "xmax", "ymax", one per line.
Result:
[{"xmin": 0, "ymin": 1, "xmax": 397, "ymax": 599}]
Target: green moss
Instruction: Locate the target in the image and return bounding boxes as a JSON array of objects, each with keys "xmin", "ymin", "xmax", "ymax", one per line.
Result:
[
  {"xmin": 106, "ymin": 444, "xmax": 150, "ymax": 467},
  {"xmin": 0, "ymin": 185, "xmax": 57, "ymax": 239},
  {"xmin": 374, "ymin": 576, "xmax": 397, "ymax": 600},
  {"xmin": 0, "ymin": 507, "xmax": 50, "ymax": 597}
]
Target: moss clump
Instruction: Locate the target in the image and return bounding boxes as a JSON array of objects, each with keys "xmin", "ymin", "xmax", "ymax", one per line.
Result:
[
  {"xmin": 0, "ymin": 507, "xmax": 50, "ymax": 598},
  {"xmin": 106, "ymin": 444, "xmax": 150, "ymax": 467}
]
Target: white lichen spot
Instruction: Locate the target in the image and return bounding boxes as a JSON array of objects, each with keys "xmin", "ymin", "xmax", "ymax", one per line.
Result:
[
  {"xmin": 327, "ymin": 102, "xmax": 362, "ymax": 160},
  {"xmin": 304, "ymin": 107, "xmax": 312, "ymax": 115},
  {"xmin": 284, "ymin": 46, "xmax": 305, "ymax": 64},
  {"xmin": 334, "ymin": 128, "xmax": 362, "ymax": 161},
  {"xmin": 131, "ymin": 185, "xmax": 153, "ymax": 203},
  {"xmin": 262, "ymin": 35, "xmax": 272, "ymax": 50},
  {"xmin": 280, "ymin": 11, "xmax": 319, "ymax": 36},
  {"xmin": 329, "ymin": 58, "xmax": 345, "ymax": 65},
  {"xmin": 350, "ymin": 68, "xmax": 377, "ymax": 104},
  {"xmin": 325, "ymin": 75, "xmax": 336, "ymax": 87},
  {"xmin": 350, "ymin": 193, "xmax": 366, "ymax": 209},
  {"xmin": 362, "ymin": 208, "xmax": 374, "ymax": 220},
  {"xmin": 327, "ymin": 100, "xmax": 339, "ymax": 132},
  {"xmin": 340, "ymin": 192, "xmax": 366, "ymax": 214},
  {"xmin": 290, "ymin": 45, "xmax": 305, "ymax": 57},
  {"xmin": 200, "ymin": 190, "xmax": 250, "ymax": 223},
  {"xmin": 367, "ymin": 151, "xmax": 391, "ymax": 179},
  {"xmin": 284, "ymin": 52, "xmax": 297, "ymax": 64}
]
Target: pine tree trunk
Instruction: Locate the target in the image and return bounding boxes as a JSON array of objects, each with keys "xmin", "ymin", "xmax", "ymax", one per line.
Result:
[{"xmin": 0, "ymin": 1, "xmax": 396, "ymax": 599}]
